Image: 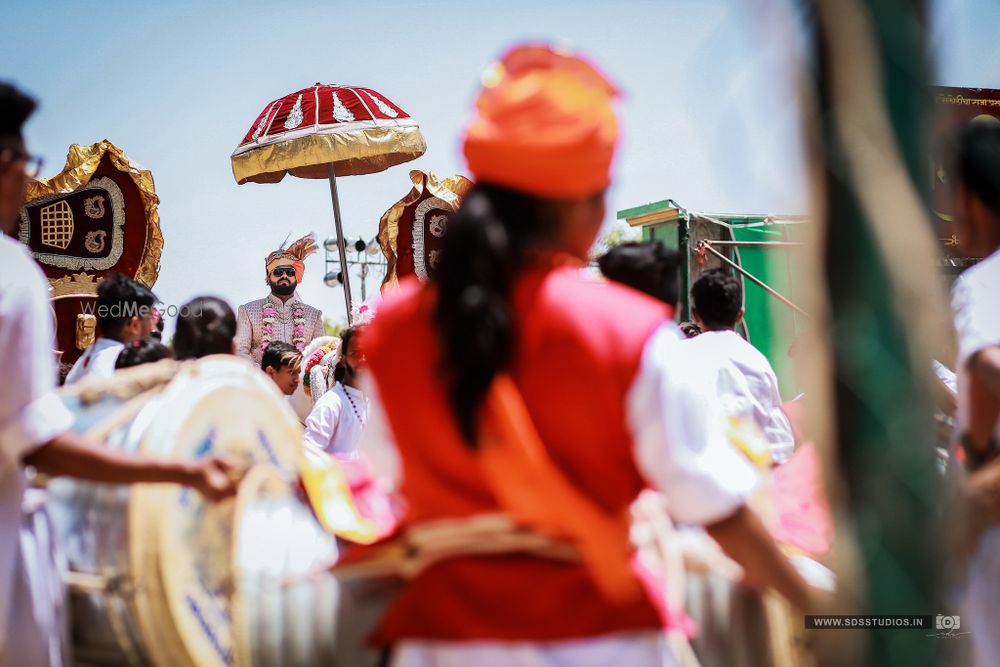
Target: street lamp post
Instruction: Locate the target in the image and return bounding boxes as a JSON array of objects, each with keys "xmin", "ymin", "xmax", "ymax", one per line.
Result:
[{"xmin": 323, "ymin": 236, "xmax": 387, "ymax": 319}]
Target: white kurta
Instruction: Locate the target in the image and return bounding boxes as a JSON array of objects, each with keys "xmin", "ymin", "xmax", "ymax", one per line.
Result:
[
  {"xmin": 64, "ymin": 337, "xmax": 124, "ymax": 385},
  {"xmin": 303, "ymin": 383, "xmax": 369, "ymax": 457},
  {"xmin": 0, "ymin": 233, "xmax": 73, "ymax": 664},
  {"xmin": 361, "ymin": 323, "xmax": 759, "ymax": 667},
  {"xmin": 679, "ymin": 330, "xmax": 795, "ymax": 464},
  {"xmin": 951, "ymin": 248, "xmax": 1000, "ymax": 667}
]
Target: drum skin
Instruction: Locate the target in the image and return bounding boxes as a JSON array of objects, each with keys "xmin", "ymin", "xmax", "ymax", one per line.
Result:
[{"xmin": 48, "ymin": 356, "xmax": 347, "ymax": 667}]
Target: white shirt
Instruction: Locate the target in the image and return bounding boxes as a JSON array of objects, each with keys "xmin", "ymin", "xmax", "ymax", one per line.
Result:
[
  {"xmin": 303, "ymin": 383, "xmax": 368, "ymax": 457},
  {"xmin": 679, "ymin": 330, "xmax": 795, "ymax": 464},
  {"xmin": 0, "ymin": 233, "xmax": 73, "ymax": 647},
  {"xmin": 361, "ymin": 323, "xmax": 758, "ymax": 667},
  {"xmin": 64, "ymin": 337, "xmax": 125, "ymax": 385},
  {"xmin": 952, "ymin": 248, "xmax": 1000, "ymax": 446},
  {"xmin": 951, "ymin": 248, "xmax": 1000, "ymax": 667}
]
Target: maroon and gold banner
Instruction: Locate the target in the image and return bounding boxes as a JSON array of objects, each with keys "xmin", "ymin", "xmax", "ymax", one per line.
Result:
[
  {"xmin": 377, "ymin": 170, "xmax": 473, "ymax": 289},
  {"xmin": 21, "ymin": 140, "xmax": 162, "ymax": 363},
  {"xmin": 931, "ymin": 86, "xmax": 1000, "ymax": 255}
]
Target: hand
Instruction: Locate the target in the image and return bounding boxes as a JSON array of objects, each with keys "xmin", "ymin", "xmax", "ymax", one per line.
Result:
[{"xmin": 190, "ymin": 455, "xmax": 241, "ymax": 501}]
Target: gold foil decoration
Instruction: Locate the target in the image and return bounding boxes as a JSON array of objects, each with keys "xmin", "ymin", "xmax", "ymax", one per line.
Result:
[
  {"xmin": 378, "ymin": 170, "xmax": 474, "ymax": 289},
  {"xmin": 76, "ymin": 313, "xmax": 96, "ymax": 350},
  {"xmin": 26, "ymin": 140, "xmax": 163, "ymax": 288},
  {"xmin": 231, "ymin": 125, "xmax": 427, "ymax": 184},
  {"xmin": 49, "ymin": 272, "xmax": 100, "ymax": 298}
]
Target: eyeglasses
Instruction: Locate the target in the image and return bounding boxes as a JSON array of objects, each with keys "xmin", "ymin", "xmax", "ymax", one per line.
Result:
[
  {"xmin": 1, "ymin": 147, "xmax": 44, "ymax": 178},
  {"xmin": 271, "ymin": 267, "xmax": 296, "ymax": 278}
]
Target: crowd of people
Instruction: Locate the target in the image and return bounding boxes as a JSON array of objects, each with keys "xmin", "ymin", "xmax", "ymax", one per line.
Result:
[{"xmin": 2, "ymin": 39, "xmax": 1000, "ymax": 667}]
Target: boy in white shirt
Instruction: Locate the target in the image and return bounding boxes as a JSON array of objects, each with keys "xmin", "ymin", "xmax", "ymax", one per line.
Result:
[
  {"xmin": 64, "ymin": 273, "xmax": 157, "ymax": 384},
  {"xmin": 685, "ymin": 269, "xmax": 795, "ymax": 464}
]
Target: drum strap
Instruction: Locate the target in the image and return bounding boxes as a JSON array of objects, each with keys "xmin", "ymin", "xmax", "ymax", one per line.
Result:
[{"xmin": 331, "ymin": 512, "xmax": 579, "ymax": 580}]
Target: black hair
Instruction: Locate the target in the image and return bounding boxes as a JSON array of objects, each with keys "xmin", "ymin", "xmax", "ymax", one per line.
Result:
[
  {"xmin": 950, "ymin": 120, "xmax": 1000, "ymax": 215},
  {"xmin": 597, "ymin": 241, "xmax": 682, "ymax": 307},
  {"xmin": 0, "ymin": 82, "xmax": 36, "ymax": 145},
  {"xmin": 96, "ymin": 273, "xmax": 157, "ymax": 337},
  {"xmin": 261, "ymin": 340, "xmax": 303, "ymax": 372},
  {"xmin": 433, "ymin": 183, "xmax": 558, "ymax": 446},
  {"xmin": 691, "ymin": 269, "xmax": 742, "ymax": 329},
  {"xmin": 172, "ymin": 296, "xmax": 236, "ymax": 360},
  {"xmin": 333, "ymin": 326, "xmax": 359, "ymax": 384},
  {"xmin": 115, "ymin": 336, "xmax": 171, "ymax": 369}
]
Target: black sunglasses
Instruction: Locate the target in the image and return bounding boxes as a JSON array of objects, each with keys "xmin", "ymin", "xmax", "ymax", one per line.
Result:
[{"xmin": 271, "ymin": 267, "xmax": 296, "ymax": 278}]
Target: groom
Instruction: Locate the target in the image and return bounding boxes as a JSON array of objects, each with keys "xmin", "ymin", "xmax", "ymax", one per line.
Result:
[{"xmin": 236, "ymin": 234, "xmax": 325, "ymax": 365}]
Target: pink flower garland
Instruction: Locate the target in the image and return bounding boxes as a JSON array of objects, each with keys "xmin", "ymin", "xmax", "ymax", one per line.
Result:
[{"xmin": 259, "ymin": 303, "xmax": 308, "ymax": 353}]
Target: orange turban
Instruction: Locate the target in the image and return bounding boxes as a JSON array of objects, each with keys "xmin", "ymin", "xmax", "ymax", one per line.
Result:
[
  {"xmin": 462, "ymin": 44, "xmax": 620, "ymax": 199},
  {"xmin": 265, "ymin": 233, "xmax": 318, "ymax": 282}
]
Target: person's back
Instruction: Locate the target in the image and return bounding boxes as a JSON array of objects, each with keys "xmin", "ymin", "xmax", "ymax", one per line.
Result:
[
  {"xmin": 684, "ymin": 329, "xmax": 793, "ymax": 463},
  {"xmin": 366, "ymin": 262, "xmax": 674, "ymax": 640},
  {"xmin": 359, "ymin": 44, "xmax": 810, "ymax": 667},
  {"xmin": 686, "ymin": 269, "xmax": 794, "ymax": 464}
]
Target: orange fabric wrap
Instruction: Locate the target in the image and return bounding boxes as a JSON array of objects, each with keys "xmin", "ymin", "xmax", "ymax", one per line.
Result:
[
  {"xmin": 479, "ymin": 374, "xmax": 640, "ymax": 603},
  {"xmin": 462, "ymin": 44, "xmax": 619, "ymax": 199},
  {"xmin": 264, "ymin": 233, "xmax": 317, "ymax": 282},
  {"xmin": 265, "ymin": 255, "xmax": 305, "ymax": 282},
  {"xmin": 363, "ymin": 262, "xmax": 671, "ymax": 642}
]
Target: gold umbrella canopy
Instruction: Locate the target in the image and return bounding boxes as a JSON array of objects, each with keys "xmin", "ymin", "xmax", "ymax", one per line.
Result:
[{"xmin": 231, "ymin": 83, "xmax": 426, "ymax": 184}]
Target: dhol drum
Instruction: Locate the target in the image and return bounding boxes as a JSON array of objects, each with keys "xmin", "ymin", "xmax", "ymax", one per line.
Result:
[
  {"xmin": 678, "ymin": 527, "xmax": 820, "ymax": 667},
  {"xmin": 46, "ymin": 355, "xmax": 360, "ymax": 667}
]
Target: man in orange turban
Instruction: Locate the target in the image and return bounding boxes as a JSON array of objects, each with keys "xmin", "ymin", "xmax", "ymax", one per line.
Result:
[{"xmin": 236, "ymin": 233, "xmax": 325, "ymax": 365}]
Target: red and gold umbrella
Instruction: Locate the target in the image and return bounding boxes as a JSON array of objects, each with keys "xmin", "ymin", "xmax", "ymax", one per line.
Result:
[{"xmin": 231, "ymin": 83, "xmax": 426, "ymax": 318}]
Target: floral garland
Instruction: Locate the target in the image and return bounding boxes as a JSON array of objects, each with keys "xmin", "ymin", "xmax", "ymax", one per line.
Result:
[{"xmin": 259, "ymin": 303, "xmax": 308, "ymax": 354}]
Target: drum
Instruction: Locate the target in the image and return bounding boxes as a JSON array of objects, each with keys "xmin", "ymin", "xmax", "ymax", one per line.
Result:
[
  {"xmin": 679, "ymin": 528, "xmax": 818, "ymax": 667},
  {"xmin": 47, "ymin": 355, "xmax": 351, "ymax": 667},
  {"xmin": 684, "ymin": 571, "xmax": 774, "ymax": 667}
]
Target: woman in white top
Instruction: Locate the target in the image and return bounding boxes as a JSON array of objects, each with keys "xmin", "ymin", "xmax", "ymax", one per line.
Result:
[{"xmin": 303, "ymin": 327, "xmax": 368, "ymax": 457}]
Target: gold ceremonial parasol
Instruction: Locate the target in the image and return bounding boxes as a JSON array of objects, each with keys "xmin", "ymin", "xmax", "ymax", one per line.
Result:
[
  {"xmin": 378, "ymin": 170, "xmax": 473, "ymax": 289},
  {"xmin": 231, "ymin": 83, "xmax": 426, "ymax": 319}
]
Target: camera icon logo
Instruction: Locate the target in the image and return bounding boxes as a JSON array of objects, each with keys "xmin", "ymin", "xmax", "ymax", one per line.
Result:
[{"xmin": 936, "ymin": 615, "xmax": 961, "ymax": 631}]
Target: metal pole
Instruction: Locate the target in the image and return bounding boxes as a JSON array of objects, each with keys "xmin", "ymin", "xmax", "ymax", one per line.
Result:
[
  {"xmin": 702, "ymin": 240, "xmax": 803, "ymax": 248},
  {"xmin": 698, "ymin": 240, "xmax": 809, "ymax": 318},
  {"xmin": 679, "ymin": 211, "xmax": 691, "ymax": 321},
  {"xmin": 327, "ymin": 165, "xmax": 354, "ymax": 324},
  {"xmin": 360, "ymin": 260, "xmax": 368, "ymax": 302}
]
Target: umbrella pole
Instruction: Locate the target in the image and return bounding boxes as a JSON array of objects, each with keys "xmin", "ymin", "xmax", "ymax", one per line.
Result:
[{"xmin": 327, "ymin": 166, "xmax": 354, "ymax": 324}]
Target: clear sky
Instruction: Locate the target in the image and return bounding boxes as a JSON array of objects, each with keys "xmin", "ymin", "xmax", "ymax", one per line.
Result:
[{"xmin": 3, "ymin": 0, "xmax": 998, "ymax": 326}]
